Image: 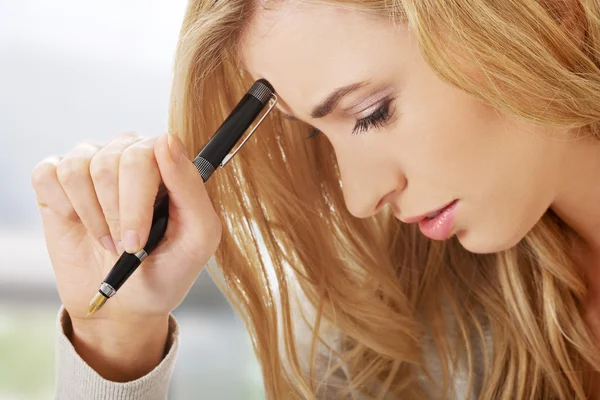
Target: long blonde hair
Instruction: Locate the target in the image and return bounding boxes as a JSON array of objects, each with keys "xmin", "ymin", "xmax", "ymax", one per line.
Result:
[{"xmin": 168, "ymin": 1, "xmax": 600, "ymax": 398}]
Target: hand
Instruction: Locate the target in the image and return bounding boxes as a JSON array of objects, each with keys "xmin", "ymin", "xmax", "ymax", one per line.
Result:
[{"xmin": 31, "ymin": 131, "xmax": 222, "ymax": 379}]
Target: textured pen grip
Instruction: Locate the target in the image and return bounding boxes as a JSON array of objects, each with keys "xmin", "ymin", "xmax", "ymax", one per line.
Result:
[
  {"xmin": 193, "ymin": 155, "xmax": 215, "ymax": 182},
  {"xmin": 248, "ymin": 80, "xmax": 274, "ymax": 104}
]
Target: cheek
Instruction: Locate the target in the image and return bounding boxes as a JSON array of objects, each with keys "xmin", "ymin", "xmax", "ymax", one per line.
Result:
[
  {"xmin": 402, "ymin": 83, "xmax": 556, "ymax": 199},
  {"xmin": 399, "ymin": 87, "xmax": 504, "ymax": 190},
  {"xmin": 400, "ymin": 89, "xmax": 559, "ymax": 251}
]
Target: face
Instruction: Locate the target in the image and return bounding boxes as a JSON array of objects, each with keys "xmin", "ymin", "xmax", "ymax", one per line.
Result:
[{"xmin": 241, "ymin": 2, "xmax": 572, "ymax": 254}]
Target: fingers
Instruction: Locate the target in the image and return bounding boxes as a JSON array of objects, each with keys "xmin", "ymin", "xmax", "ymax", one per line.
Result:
[
  {"xmin": 119, "ymin": 136, "xmax": 162, "ymax": 253},
  {"xmin": 32, "ymin": 131, "xmax": 210, "ymax": 258},
  {"xmin": 90, "ymin": 131, "xmax": 141, "ymax": 252},
  {"xmin": 31, "ymin": 154, "xmax": 83, "ymax": 249},
  {"xmin": 32, "ymin": 156, "xmax": 74, "ymax": 220},
  {"xmin": 154, "ymin": 133, "xmax": 222, "ymax": 247},
  {"xmin": 54, "ymin": 142, "xmax": 115, "ymax": 250}
]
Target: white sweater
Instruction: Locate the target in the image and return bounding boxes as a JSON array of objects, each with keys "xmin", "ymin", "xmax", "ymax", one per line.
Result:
[
  {"xmin": 54, "ymin": 307, "xmax": 179, "ymax": 400},
  {"xmin": 54, "ymin": 304, "xmax": 484, "ymax": 400}
]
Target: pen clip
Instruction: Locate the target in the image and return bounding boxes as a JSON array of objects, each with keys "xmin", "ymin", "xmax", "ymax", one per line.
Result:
[{"xmin": 220, "ymin": 94, "xmax": 278, "ymax": 168}]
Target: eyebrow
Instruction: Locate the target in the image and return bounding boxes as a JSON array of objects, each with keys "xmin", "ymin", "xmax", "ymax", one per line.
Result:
[{"xmin": 310, "ymin": 80, "xmax": 370, "ymax": 119}]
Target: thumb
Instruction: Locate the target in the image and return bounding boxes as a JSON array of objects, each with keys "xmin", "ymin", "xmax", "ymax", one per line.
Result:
[{"xmin": 154, "ymin": 132, "xmax": 216, "ymax": 223}]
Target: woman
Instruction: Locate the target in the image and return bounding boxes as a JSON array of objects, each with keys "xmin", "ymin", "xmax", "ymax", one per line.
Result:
[{"xmin": 31, "ymin": 0, "xmax": 600, "ymax": 399}]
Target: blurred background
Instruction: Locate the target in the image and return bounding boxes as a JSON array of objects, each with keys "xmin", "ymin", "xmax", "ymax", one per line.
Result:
[{"xmin": 0, "ymin": 0, "xmax": 265, "ymax": 398}]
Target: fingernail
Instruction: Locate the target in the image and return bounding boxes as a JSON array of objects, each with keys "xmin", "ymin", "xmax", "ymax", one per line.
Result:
[
  {"xmin": 115, "ymin": 240, "xmax": 124, "ymax": 254},
  {"xmin": 123, "ymin": 230, "xmax": 139, "ymax": 253},
  {"xmin": 167, "ymin": 133, "xmax": 183, "ymax": 164},
  {"xmin": 100, "ymin": 235, "xmax": 116, "ymax": 253}
]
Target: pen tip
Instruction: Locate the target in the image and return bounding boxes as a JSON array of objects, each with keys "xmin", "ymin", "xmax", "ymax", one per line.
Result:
[{"xmin": 86, "ymin": 292, "xmax": 107, "ymax": 318}]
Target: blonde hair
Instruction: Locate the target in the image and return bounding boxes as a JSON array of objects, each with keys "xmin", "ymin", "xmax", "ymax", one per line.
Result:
[{"xmin": 168, "ymin": 0, "xmax": 600, "ymax": 398}]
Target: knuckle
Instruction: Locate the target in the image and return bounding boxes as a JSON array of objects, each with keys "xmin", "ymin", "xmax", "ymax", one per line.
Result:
[
  {"xmin": 116, "ymin": 131, "xmax": 142, "ymax": 146},
  {"xmin": 138, "ymin": 136, "xmax": 157, "ymax": 148},
  {"xmin": 101, "ymin": 202, "xmax": 121, "ymax": 226},
  {"xmin": 119, "ymin": 130, "xmax": 140, "ymax": 140},
  {"xmin": 89, "ymin": 153, "xmax": 119, "ymax": 183},
  {"xmin": 121, "ymin": 216, "xmax": 144, "ymax": 236},
  {"xmin": 78, "ymin": 141, "xmax": 101, "ymax": 151},
  {"xmin": 212, "ymin": 225, "xmax": 223, "ymax": 247},
  {"xmin": 108, "ymin": 131, "xmax": 141, "ymax": 147},
  {"xmin": 121, "ymin": 145, "xmax": 154, "ymax": 168},
  {"xmin": 69, "ymin": 142, "xmax": 101, "ymax": 158},
  {"xmin": 106, "ymin": 228, "xmax": 121, "ymax": 243},
  {"xmin": 202, "ymin": 214, "xmax": 223, "ymax": 247},
  {"xmin": 56, "ymin": 157, "xmax": 90, "ymax": 186},
  {"xmin": 31, "ymin": 159, "xmax": 58, "ymax": 191},
  {"xmin": 212, "ymin": 215, "xmax": 223, "ymax": 239},
  {"xmin": 106, "ymin": 218, "xmax": 121, "ymax": 234}
]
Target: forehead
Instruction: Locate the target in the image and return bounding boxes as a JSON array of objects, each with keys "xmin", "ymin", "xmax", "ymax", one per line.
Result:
[{"xmin": 239, "ymin": 3, "xmax": 403, "ymax": 117}]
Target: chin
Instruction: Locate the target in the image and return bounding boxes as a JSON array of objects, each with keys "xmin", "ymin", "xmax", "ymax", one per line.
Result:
[{"xmin": 455, "ymin": 229, "xmax": 523, "ymax": 254}]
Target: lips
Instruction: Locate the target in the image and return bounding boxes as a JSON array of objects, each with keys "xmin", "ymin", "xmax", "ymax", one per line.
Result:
[
  {"xmin": 418, "ymin": 200, "xmax": 459, "ymax": 240},
  {"xmin": 401, "ymin": 200, "xmax": 458, "ymax": 224}
]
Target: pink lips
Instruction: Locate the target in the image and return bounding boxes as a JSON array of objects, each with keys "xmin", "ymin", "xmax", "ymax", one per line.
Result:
[{"xmin": 402, "ymin": 200, "xmax": 459, "ymax": 241}]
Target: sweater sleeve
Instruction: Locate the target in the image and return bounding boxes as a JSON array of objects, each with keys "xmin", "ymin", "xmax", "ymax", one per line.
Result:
[{"xmin": 54, "ymin": 307, "xmax": 179, "ymax": 400}]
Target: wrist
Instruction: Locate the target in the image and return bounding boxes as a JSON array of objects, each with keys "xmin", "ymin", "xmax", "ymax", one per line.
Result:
[{"xmin": 69, "ymin": 313, "xmax": 170, "ymax": 382}]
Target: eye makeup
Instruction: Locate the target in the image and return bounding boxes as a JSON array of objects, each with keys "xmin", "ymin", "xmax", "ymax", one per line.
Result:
[
  {"xmin": 341, "ymin": 85, "xmax": 397, "ymax": 115},
  {"xmin": 351, "ymin": 95, "xmax": 395, "ymax": 135},
  {"xmin": 279, "ymin": 84, "xmax": 399, "ymax": 138}
]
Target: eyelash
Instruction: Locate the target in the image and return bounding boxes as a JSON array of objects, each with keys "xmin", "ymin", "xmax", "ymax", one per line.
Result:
[
  {"xmin": 306, "ymin": 98, "xmax": 395, "ymax": 139},
  {"xmin": 352, "ymin": 99, "xmax": 394, "ymax": 135}
]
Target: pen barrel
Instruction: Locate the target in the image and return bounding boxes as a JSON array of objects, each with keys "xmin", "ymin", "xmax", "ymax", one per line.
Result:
[
  {"xmin": 103, "ymin": 196, "xmax": 169, "ymax": 291},
  {"xmin": 104, "ymin": 252, "xmax": 142, "ymax": 292},
  {"xmin": 198, "ymin": 91, "xmax": 270, "ymax": 169},
  {"xmin": 144, "ymin": 196, "xmax": 169, "ymax": 254}
]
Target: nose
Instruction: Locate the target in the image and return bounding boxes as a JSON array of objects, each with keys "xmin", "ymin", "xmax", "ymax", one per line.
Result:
[{"xmin": 335, "ymin": 145, "xmax": 405, "ymax": 219}]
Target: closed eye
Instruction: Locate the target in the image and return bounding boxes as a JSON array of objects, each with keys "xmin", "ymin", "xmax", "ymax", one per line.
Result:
[
  {"xmin": 352, "ymin": 97, "xmax": 395, "ymax": 135},
  {"xmin": 281, "ymin": 97, "xmax": 395, "ymax": 138}
]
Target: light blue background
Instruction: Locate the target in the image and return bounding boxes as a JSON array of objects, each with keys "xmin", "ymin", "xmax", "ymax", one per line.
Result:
[{"xmin": 0, "ymin": 1, "xmax": 264, "ymax": 398}]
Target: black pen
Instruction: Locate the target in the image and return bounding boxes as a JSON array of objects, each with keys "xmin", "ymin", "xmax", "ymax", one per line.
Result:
[{"xmin": 86, "ymin": 79, "xmax": 277, "ymax": 317}]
